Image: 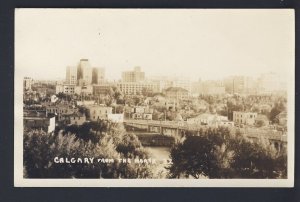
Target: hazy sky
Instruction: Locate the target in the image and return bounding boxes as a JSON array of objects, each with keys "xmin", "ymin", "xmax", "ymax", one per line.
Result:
[{"xmin": 15, "ymin": 9, "xmax": 294, "ymax": 81}]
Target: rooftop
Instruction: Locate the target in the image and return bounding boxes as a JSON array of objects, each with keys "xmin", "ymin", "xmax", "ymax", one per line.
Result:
[{"xmin": 165, "ymin": 87, "xmax": 188, "ymax": 93}]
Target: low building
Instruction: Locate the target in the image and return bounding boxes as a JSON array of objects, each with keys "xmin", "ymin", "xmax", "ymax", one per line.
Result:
[
  {"xmin": 56, "ymin": 84, "xmax": 75, "ymax": 94},
  {"xmin": 108, "ymin": 113, "xmax": 124, "ymax": 123},
  {"xmin": 23, "ymin": 110, "xmax": 55, "ymax": 133},
  {"xmin": 233, "ymin": 111, "xmax": 257, "ymax": 125},
  {"xmin": 66, "ymin": 112, "xmax": 86, "ymax": 125},
  {"xmin": 86, "ymin": 105, "xmax": 113, "ymax": 121},
  {"xmin": 187, "ymin": 113, "xmax": 230, "ymax": 127},
  {"xmin": 131, "ymin": 106, "xmax": 154, "ymax": 120},
  {"xmin": 46, "ymin": 104, "xmax": 78, "ymax": 121},
  {"xmin": 164, "ymin": 87, "xmax": 188, "ymax": 100},
  {"xmin": 76, "ymin": 100, "xmax": 95, "ymax": 106},
  {"xmin": 217, "ymin": 120, "xmax": 235, "ymax": 127},
  {"xmin": 116, "ymin": 81, "xmax": 160, "ymax": 95},
  {"xmin": 75, "ymin": 85, "xmax": 93, "ymax": 95}
]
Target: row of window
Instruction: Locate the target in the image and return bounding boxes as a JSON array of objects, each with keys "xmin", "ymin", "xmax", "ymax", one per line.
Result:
[
  {"xmin": 47, "ymin": 108, "xmax": 69, "ymax": 113},
  {"xmin": 233, "ymin": 114, "xmax": 256, "ymax": 119}
]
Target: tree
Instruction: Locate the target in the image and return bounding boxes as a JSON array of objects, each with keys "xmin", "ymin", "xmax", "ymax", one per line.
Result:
[
  {"xmin": 24, "ymin": 130, "xmax": 83, "ymax": 178},
  {"xmin": 269, "ymin": 102, "xmax": 285, "ymax": 123},
  {"xmin": 255, "ymin": 120, "xmax": 265, "ymax": 128},
  {"xmin": 167, "ymin": 128, "xmax": 287, "ymax": 179},
  {"xmin": 116, "ymin": 133, "xmax": 142, "ymax": 158},
  {"xmin": 24, "ymin": 121, "xmax": 154, "ymax": 179}
]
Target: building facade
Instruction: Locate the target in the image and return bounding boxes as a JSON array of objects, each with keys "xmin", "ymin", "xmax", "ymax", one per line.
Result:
[
  {"xmin": 67, "ymin": 112, "xmax": 86, "ymax": 125},
  {"xmin": 77, "ymin": 59, "xmax": 93, "ymax": 86},
  {"xmin": 164, "ymin": 87, "xmax": 189, "ymax": 100},
  {"xmin": 130, "ymin": 106, "xmax": 154, "ymax": 120},
  {"xmin": 56, "ymin": 84, "xmax": 76, "ymax": 94},
  {"xmin": 86, "ymin": 105, "xmax": 113, "ymax": 121},
  {"xmin": 24, "ymin": 77, "xmax": 33, "ymax": 91},
  {"xmin": 93, "ymin": 84, "xmax": 111, "ymax": 96},
  {"xmin": 116, "ymin": 82, "xmax": 159, "ymax": 95},
  {"xmin": 24, "ymin": 111, "xmax": 56, "ymax": 133},
  {"xmin": 66, "ymin": 66, "xmax": 77, "ymax": 85},
  {"xmin": 108, "ymin": 113, "xmax": 124, "ymax": 123},
  {"xmin": 46, "ymin": 104, "xmax": 78, "ymax": 121},
  {"xmin": 74, "ymin": 85, "xmax": 93, "ymax": 95},
  {"xmin": 122, "ymin": 66, "xmax": 145, "ymax": 82},
  {"xmin": 187, "ymin": 113, "xmax": 230, "ymax": 127},
  {"xmin": 92, "ymin": 67, "xmax": 105, "ymax": 84},
  {"xmin": 233, "ymin": 111, "xmax": 257, "ymax": 125}
]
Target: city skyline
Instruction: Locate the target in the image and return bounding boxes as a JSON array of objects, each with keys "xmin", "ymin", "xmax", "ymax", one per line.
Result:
[{"xmin": 15, "ymin": 9, "xmax": 294, "ymax": 81}]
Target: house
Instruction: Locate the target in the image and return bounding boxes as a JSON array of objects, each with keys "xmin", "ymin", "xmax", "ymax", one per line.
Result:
[
  {"xmin": 86, "ymin": 105, "xmax": 113, "ymax": 121},
  {"xmin": 56, "ymin": 84, "xmax": 75, "ymax": 94},
  {"xmin": 233, "ymin": 111, "xmax": 257, "ymax": 126},
  {"xmin": 66, "ymin": 112, "xmax": 86, "ymax": 125},
  {"xmin": 46, "ymin": 104, "xmax": 78, "ymax": 121},
  {"xmin": 24, "ymin": 110, "xmax": 55, "ymax": 133},
  {"xmin": 130, "ymin": 106, "xmax": 154, "ymax": 120}
]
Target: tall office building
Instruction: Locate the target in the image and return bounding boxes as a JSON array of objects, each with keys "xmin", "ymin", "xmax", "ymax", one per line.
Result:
[
  {"xmin": 23, "ymin": 77, "xmax": 33, "ymax": 91},
  {"xmin": 122, "ymin": 66, "xmax": 145, "ymax": 82},
  {"xmin": 66, "ymin": 66, "xmax": 77, "ymax": 85},
  {"xmin": 92, "ymin": 67, "xmax": 105, "ymax": 84},
  {"xmin": 224, "ymin": 76, "xmax": 257, "ymax": 94},
  {"xmin": 77, "ymin": 59, "xmax": 92, "ymax": 86}
]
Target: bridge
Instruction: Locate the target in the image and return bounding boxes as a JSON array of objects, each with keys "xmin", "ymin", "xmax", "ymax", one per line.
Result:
[{"xmin": 124, "ymin": 119, "xmax": 287, "ymax": 151}]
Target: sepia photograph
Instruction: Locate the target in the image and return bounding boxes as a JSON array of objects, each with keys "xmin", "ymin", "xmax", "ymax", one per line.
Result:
[{"xmin": 14, "ymin": 9, "xmax": 295, "ymax": 187}]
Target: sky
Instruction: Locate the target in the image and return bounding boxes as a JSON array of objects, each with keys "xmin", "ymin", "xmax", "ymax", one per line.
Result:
[{"xmin": 15, "ymin": 9, "xmax": 294, "ymax": 81}]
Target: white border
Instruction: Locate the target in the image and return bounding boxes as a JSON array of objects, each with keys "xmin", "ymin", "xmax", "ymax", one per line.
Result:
[{"xmin": 14, "ymin": 8, "xmax": 295, "ymax": 187}]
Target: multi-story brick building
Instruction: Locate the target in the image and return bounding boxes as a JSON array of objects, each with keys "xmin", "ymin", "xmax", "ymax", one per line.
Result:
[{"xmin": 233, "ymin": 111, "xmax": 257, "ymax": 125}]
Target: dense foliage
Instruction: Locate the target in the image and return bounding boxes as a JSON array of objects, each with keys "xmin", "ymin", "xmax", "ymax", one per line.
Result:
[
  {"xmin": 24, "ymin": 121, "xmax": 154, "ymax": 178},
  {"xmin": 168, "ymin": 128, "xmax": 287, "ymax": 179}
]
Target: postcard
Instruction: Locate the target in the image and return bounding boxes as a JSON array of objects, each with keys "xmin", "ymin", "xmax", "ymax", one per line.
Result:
[{"xmin": 15, "ymin": 9, "xmax": 295, "ymax": 187}]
